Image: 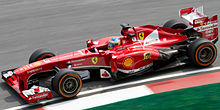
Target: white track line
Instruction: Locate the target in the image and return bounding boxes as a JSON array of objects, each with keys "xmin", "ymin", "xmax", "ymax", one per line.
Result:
[
  {"xmin": 6, "ymin": 66, "xmax": 220, "ymax": 110},
  {"xmin": 45, "ymin": 85, "xmax": 153, "ymax": 110}
]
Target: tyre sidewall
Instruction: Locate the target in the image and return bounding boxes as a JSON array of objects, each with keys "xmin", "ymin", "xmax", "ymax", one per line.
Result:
[
  {"xmin": 29, "ymin": 49, "xmax": 55, "ymax": 63},
  {"xmin": 53, "ymin": 69, "xmax": 82, "ymax": 98},
  {"xmin": 163, "ymin": 19, "xmax": 187, "ymax": 30},
  {"xmin": 188, "ymin": 38, "xmax": 217, "ymax": 67}
]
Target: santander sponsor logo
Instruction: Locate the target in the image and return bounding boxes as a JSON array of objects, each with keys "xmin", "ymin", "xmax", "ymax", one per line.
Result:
[{"xmin": 29, "ymin": 93, "xmax": 48, "ymax": 100}]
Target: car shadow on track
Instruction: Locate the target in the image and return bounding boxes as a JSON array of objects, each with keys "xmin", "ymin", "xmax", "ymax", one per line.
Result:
[
  {"xmin": 79, "ymin": 64, "xmax": 218, "ymax": 93},
  {"xmin": 102, "ymin": 65, "xmax": 216, "ymax": 86},
  {"xmin": 0, "ymin": 82, "xmax": 26, "ymax": 105},
  {"xmin": 3, "ymin": 64, "xmax": 217, "ymax": 109}
]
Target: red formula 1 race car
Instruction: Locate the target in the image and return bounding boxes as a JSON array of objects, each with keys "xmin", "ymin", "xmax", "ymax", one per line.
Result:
[{"xmin": 2, "ymin": 6, "xmax": 218, "ymax": 103}]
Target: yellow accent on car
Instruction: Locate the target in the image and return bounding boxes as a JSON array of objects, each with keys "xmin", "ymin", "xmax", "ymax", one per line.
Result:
[
  {"xmin": 33, "ymin": 62, "xmax": 41, "ymax": 66},
  {"xmin": 139, "ymin": 32, "xmax": 145, "ymax": 40},
  {"xmin": 92, "ymin": 57, "xmax": 98, "ymax": 64},
  {"xmin": 124, "ymin": 58, "xmax": 133, "ymax": 67}
]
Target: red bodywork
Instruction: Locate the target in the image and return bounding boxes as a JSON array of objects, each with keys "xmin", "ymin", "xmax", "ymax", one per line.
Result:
[
  {"xmin": 2, "ymin": 7, "xmax": 218, "ymax": 103},
  {"xmin": 2, "ymin": 24, "xmax": 188, "ymax": 102}
]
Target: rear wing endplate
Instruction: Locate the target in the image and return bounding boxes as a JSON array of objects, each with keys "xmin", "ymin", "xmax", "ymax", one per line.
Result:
[{"xmin": 179, "ymin": 6, "xmax": 218, "ymax": 43}]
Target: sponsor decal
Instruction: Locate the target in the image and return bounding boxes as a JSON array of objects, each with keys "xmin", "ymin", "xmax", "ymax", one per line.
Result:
[
  {"xmin": 51, "ymin": 54, "xmax": 73, "ymax": 61},
  {"xmin": 115, "ymin": 47, "xmax": 126, "ymax": 51},
  {"xmin": 92, "ymin": 57, "xmax": 98, "ymax": 64},
  {"xmin": 27, "ymin": 68, "xmax": 42, "ymax": 74},
  {"xmin": 138, "ymin": 32, "xmax": 145, "ymax": 40},
  {"xmin": 26, "ymin": 65, "xmax": 31, "ymax": 69},
  {"xmin": 23, "ymin": 66, "xmax": 28, "ymax": 70},
  {"xmin": 119, "ymin": 63, "xmax": 153, "ymax": 74},
  {"xmin": 123, "ymin": 57, "xmax": 133, "ymax": 67},
  {"xmin": 194, "ymin": 19, "xmax": 203, "ymax": 24},
  {"xmin": 43, "ymin": 59, "xmax": 51, "ymax": 63},
  {"xmin": 194, "ymin": 23, "xmax": 218, "ymax": 32},
  {"xmin": 73, "ymin": 63, "xmax": 83, "ymax": 66},
  {"xmin": 144, "ymin": 52, "xmax": 151, "ymax": 61},
  {"xmin": 100, "ymin": 69, "xmax": 111, "ymax": 78},
  {"xmin": 200, "ymin": 22, "xmax": 204, "ymax": 26},
  {"xmin": 33, "ymin": 62, "xmax": 41, "ymax": 66},
  {"xmin": 29, "ymin": 93, "xmax": 48, "ymax": 100},
  {"xmin": 69, "ymin": 59, "xmax": 86, "ymax": 63},
  {"xmin": 19, "ymin": 68, "xmax": 24, "ymax": 71},
  {"xmin": 22, "ymin": 85, "xmax": 50, "ymax": 98},
  {"xmin": 29, "ymin": 64, "xmax": 34, "ymax": 67}
]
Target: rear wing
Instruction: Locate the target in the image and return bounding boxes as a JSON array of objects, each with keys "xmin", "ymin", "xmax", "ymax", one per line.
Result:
[{"xmin": 179, "ymin": 6, "xmax": 218, "ymax": 43}]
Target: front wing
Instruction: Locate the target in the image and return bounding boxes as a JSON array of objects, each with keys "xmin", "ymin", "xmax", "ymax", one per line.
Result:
[{"xmin": 2, "ymin": 69, "xmax": 52, "ymax": 103}]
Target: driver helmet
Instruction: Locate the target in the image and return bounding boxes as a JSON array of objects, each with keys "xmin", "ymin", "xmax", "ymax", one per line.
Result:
[{"xmin": 108, "ymin": 37, "xmax": 121, "ymax": 49}]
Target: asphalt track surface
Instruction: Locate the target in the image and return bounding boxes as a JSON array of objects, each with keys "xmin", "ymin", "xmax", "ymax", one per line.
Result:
[{"xmin": 0, "ymin": 0, "xmax": 219, "ymax": 109}]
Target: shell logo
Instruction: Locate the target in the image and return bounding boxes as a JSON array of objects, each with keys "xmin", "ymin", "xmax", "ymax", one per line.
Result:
[
  {"xmin": 200, "ymin": 22, "xmax": 204, "ymax": 26},
  {"xmin": 123, "ymin": 57, "xmax": 133, "ymax": 67}
]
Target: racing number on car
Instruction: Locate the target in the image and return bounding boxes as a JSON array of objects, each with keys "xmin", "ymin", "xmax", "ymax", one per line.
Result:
[
  {"xmin": 92, "ymin": 57, "xmax": 98, "ymax": 64},
  {"xmin": 139, "ymin": 32, "xmax": 145, "ymax": 40}
]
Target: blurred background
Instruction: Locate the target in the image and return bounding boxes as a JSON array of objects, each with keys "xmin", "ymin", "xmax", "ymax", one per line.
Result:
[{"xmin": 0, "ymin": 0, "xmax": 219, "ymax": 109}]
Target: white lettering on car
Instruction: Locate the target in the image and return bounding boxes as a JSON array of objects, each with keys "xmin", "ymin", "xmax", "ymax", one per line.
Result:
[{"xmin": 27, "ymin": 68, "xmax": 42, "ymax": 74}]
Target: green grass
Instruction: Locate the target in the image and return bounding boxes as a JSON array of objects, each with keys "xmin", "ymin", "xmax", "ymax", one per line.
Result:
[{"xmin": 87, "ymin": 83, "xmax": 220, "ymax": 110}]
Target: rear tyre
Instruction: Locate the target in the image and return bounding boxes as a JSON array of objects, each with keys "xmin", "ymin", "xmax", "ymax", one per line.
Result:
[
  {"xmin": 29, "ymin": 49, "xmax": 55, "ymax": 63},
  {"xmin": 52, "ymin": 69, "xmax": 82, "ymax": 98},
  {"xmin": 163, "ymin": 19, "xmax": 187, "ymax": 30},
  {"xmin": 188, "ymin": 38, "xmax": 217, "ymax": 67}
]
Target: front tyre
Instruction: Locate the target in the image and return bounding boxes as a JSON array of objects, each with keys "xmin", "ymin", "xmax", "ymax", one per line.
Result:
[
  {"xmin": 29, "ymin": 49, "xmax": 56, "ymax": 63},
  {"xmin": 52, "ymin": 69, "xmax": 82, "ymax": 98},
  {"xmin": 188, "ymin": 38, "xmax": 217, "ymax": 67}
]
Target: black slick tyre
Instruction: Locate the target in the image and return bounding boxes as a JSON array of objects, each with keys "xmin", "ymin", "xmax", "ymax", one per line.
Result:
[
  {"xmin": 52, "ymin": 69, "xmax": 82, "ymax": 98},
  {"xmin": 29, "ymin": 49, "xmax": 55, "ymax": 63},
  {"xmin": 163, "ymin": 19, "xmax": 187, "ymax": 30},
  {"xmin": 188, "ymin": 38, "xmax": 217, "ymax": 67}
]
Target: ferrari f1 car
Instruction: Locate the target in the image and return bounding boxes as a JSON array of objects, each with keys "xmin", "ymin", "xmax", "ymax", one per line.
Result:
[{"xmin": 2, "ymin": 6, "xmax": 218, "ymax": 103}]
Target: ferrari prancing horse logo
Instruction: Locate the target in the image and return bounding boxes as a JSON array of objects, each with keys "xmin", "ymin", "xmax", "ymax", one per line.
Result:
[
  {"xmin": 139, "ymin": 32, "xmax": 145, "ymax": 40},
  {"xmin": 92, "ymin": 57, "xmax": 98, "ymax": 64}
]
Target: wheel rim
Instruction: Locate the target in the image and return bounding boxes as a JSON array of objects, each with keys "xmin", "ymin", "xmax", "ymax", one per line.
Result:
[
  {"xmin": 62, "ymin": 77, "xmax": 78, "ymax": 94},
  {"xmin": 198, "ymin": 46, "xmax": 214, "ymax": 63}
]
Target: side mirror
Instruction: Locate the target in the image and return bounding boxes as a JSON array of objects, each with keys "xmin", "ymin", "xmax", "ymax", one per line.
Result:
[{"xmin": 128, "ymin": 33, "xmax": 136, "ymax": 37}]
